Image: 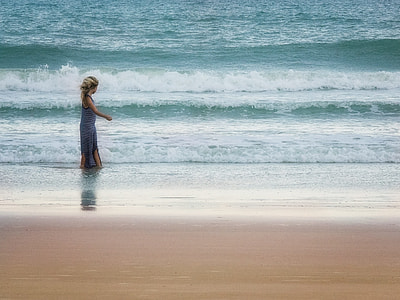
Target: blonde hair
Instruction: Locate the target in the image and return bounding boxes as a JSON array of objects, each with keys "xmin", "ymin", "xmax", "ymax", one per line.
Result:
[{"xmin": 80, "ymin": 76, "xmax": 99, "ymax": 107}]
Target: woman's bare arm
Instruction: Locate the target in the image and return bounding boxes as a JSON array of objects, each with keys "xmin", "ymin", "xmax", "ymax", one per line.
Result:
[{"xmin": 87, "ymin": 96, "xmax": 112, "ymax": 121}]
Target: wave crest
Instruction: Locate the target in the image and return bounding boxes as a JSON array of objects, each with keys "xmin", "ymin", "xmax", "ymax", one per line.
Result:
[{"xmin": 1, "ymin": 65, "xmax": 400, "ymax": 93}]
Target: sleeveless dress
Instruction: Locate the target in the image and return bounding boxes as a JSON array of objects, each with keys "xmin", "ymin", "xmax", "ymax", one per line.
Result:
[{"xmin": 80, "ymin": 95, "xmax": 100, "ymax": 168}]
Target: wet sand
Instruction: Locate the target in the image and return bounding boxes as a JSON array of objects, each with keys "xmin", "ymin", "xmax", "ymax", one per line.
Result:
[{"xmin": 1, "ymin": 214, "xmax": 400, "ymax": 299}]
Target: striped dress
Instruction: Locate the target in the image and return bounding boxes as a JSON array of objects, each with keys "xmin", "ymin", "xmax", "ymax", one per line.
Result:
[{"xmin": 80, "ymin": 95, "xmax": 100, "ymax": 168}]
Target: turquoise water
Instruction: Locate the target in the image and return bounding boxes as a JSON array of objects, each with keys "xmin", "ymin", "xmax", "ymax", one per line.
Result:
[
  {"xmin": 1, "ymin": 0, "xmax": 400, "ymax": 70},
  {"xmin": 0, "ymin": 0, "xmax": 399, "ymax": 214}
]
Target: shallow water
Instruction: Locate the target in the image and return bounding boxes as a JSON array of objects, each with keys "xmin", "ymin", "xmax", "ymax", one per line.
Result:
[{"xmin": 1, "ymin": 163, "xmax": 399, "ymax": 219}]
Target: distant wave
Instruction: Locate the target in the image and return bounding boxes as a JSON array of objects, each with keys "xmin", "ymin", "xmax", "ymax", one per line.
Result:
[
  {"xmin": 2, "ymin": 100, "xmax": 400, "ymax": 119},
  {"xmin": 1, "ymin": 38, "xmax": 399, "ymax": 70},
  {"xmin": 332, "ymin": 39, "xmax": 400, "ymax": 56},
  {"xmin": 1, "ymin": 65, "xmax": 399, "ymax": 93}
]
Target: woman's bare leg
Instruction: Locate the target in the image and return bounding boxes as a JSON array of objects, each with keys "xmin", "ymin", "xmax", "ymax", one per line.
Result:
[
  {"xmin": 93, "ymin": 149, "xmax": 102, "ymax": 167},
  {"xmin": 80, "ymin": 154, "xmax": 86, "ymax": 169}
]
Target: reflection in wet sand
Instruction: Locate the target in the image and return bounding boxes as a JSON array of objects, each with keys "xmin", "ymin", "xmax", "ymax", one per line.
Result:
[{"xmin": 80, "ymin": 168, "xmax": 100, "ymax": 211}]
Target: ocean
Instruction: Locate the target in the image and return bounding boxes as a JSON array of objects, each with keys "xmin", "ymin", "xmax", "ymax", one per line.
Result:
[{"xmin": 1, "ymin": 0, "xmax": 399, "ymax": 216}]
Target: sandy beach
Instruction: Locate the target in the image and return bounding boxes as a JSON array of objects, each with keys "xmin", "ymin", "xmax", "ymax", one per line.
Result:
[{"xmin": 1, "ymin": 213, "xmax": 400, "ymax": 300}]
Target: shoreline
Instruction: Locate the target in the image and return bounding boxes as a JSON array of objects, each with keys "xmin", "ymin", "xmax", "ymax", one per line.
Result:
[
  {"xmin": 1, "ymin": 214, "xmax": 400, "ymax": 299},
  {"xmin": 1, "ymin": 184, "xmax": 399, "ymax": 224},
  {"xmin": 1, "ymin": 205, "xmax": 399, "ymax": 225}
]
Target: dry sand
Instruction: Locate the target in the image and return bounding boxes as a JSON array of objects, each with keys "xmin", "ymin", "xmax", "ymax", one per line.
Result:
[{"xmin": 1, "ymin": 214, "xmax": 400, "ymax": 299}]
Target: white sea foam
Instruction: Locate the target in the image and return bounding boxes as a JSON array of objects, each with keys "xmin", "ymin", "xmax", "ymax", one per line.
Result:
[
  {"xmin": 1, "ymin": 131, "xmax": 399, "ymax": 164},
  {"xmin": 1, "ymin": 65, "xmax": 400, "ymax": 93},
  {"xmin": 1, "ymin": 144, "xmax": 398, "ymax": 164},
  {"xmin": 2, "ymin": 65, "xmax": 399, "ymax": 165}
]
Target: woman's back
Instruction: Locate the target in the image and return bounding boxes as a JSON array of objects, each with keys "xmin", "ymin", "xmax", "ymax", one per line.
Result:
[{"xmin": 80, "ymin": 96, "xmax": 96, "ymax": 129}]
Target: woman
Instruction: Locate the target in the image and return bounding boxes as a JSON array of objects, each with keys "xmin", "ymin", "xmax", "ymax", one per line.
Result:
[{"xmin": 80, "ymin": 76, "xmax": 112, "ymax": 168}]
